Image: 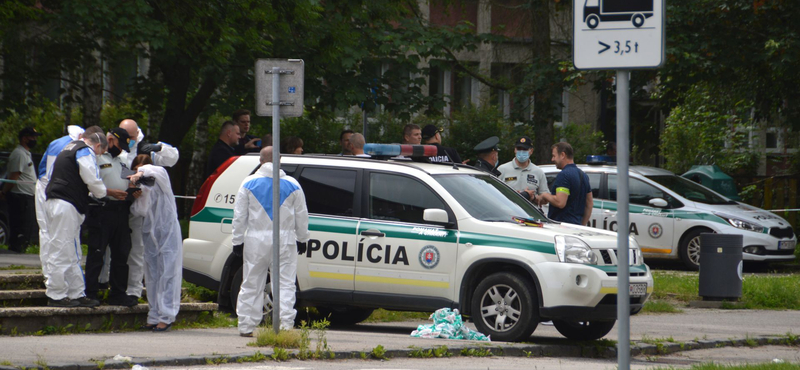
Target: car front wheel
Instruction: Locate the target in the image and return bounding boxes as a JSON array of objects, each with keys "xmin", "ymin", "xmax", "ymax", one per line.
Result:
[
  {"xmin": 679, "ymin": 228, "xmax": 712, "ymax": 271},
  {"xmin": 470, "ymin": 272, "xmax": 538, "ymax": 342}
]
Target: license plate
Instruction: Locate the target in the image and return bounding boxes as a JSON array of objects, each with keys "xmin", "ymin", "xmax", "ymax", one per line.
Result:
[
  {"xmin": 629, "ymin": 283, "xmax": 647, "ymax": 297},
  {"xmin": 778, "ymin": 240, "xmax": 797, "ymax": 250}
]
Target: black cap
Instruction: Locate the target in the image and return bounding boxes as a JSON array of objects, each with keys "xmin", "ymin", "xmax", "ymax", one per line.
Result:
[
  {"xmin": 109, "ymin": 127, "xmax": 132, "ymax": 152},
  {"xmin": 514, "ymin": 136, "xmax": 532, "ymax": 150},
  {"xmin": 421, "ymin": 125, "xmax": 443, "ymax": 140},
  {"xmin": 474, "ymin": 136, "xmax": 500, "ymax": 153},
  {"xmin": 18, "ymin": 127, "xmax": 43, "ymax": 139}
]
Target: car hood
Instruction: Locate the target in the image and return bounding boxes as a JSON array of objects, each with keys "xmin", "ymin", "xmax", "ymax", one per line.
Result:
[
  {"xmin": 465, "ymin": 219, "xmax": 623, "ymax": 250},
  {"xmin": 691, "ymin": 202, "xmax": 791, "ymax": 228}
]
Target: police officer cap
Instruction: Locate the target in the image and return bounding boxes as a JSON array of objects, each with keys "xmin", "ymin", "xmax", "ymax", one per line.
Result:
[
  {"xmin": 109, "ymin": 127, "xmax": 132, "ymax": 152},
  {"xmin": 515, "ymin": 136, "xmax": 532, "ymax": 149},
  {"xmin": 18, "ymin": 127, "xmax": 43, "ymax": 139},
  {"xmin": 474, "ymin": 136, "xmax": 500, "ymax": 153},
  {"xmin": 421, "ymin": 125, "xmax": 443, "ymax": 140}
]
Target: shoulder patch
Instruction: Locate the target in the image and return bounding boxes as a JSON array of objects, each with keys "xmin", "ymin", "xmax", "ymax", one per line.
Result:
[
  {"xmin": 504, "ymin": 177, "xmax": 517, "ymax": 182},
  {"xmin": 99, "ymin": 163, "xmax": 112, "ymax": 169}
]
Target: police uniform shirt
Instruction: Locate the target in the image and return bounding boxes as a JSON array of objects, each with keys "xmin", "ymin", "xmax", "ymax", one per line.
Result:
[
  {"xmin": 96, "ymin": 153, "xmax": 130, "ymax": 200},
  {"xmin": 496, "ymin": 159, "xmax": 549, "ymax": 195},
  {"xmin": 429, "ymin": 143, "xmax": 462, "ymax": 164},
  {"xmin": 8, "ymin": 145, "xmax": 36, "ymax": 195}
]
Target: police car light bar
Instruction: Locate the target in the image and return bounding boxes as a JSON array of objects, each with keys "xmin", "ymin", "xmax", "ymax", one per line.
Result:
[
  {"xmin": 586, "ymin": 155, "xmax": 616, "ymax": 165},
  {"xmin": 364, "ymin": 144, "xmax": 438, "ymax": 157}
]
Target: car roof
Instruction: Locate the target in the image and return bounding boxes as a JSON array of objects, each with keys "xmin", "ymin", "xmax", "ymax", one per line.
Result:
[
  {"xmin": 538, "ymin": 163, "xmax": 675, "ymax": 177},
  {"xmin": 243, "ymin": 153, "xmax": 487, "ymax": 176}
]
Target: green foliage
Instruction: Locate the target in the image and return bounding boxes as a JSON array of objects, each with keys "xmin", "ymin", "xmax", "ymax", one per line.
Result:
[
  {"xmin": 408, "ymin": 345, "xmax": 450, "ymax": 358},
  {"xmin": 370, "ymin": 344, "xmax": 388, "ymax": 360},
  {"xmin": 205, "ymin": 355, "xmax": 228, "ymax": 365},
  {"xmin": 555, "ymin": 122, "xmax": 605, "ymax": 164},
  {"xmin": 237, "ymin": 351, "xmax": 267, "ymax": 363},
  {"xmin": 181, "ymin": 281, "xmax": 217, "ymax": 303},
  {"xmin": 364, "ymin": 309, "xmax": 430, "ymax": 323},
  {"xmin": 251, "ymin": 326, "xmax": 302, "ymax": 348},
  {"xmin": 641, "ymin": 300, "xmax": 683, "ymax": 314},
  {"xmin": 660, "ymin": 84, "xmax": 759, "ymax": 174},
  {"xmin": 459, "ymin": 347, "xmax": 493, "ymax": 357},
  {"xmin": 447, "ymin": 105, "xmax": 534, "ymax": 165},
  {"xmin": 0, "ymin": 97, "xmax": 69, "ymax": 152},
  {"xmin": 270, "ymin": 348, "xmax": 289, "ymax": 362},
  {"xmin": 173, "ymin": 311, "xmax": 236, "ymax": 330}
]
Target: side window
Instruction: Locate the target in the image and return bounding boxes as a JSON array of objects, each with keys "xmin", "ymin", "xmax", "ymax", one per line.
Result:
[
  {"xmin": 586, "ymin": 172, "xmax": 602, "ymax": 199},
  {"xmin": 608, "ymin": 175, "xmax": 672, "ymax": 207},
  {"xmin": 545, "ymin": 174, "xmax": 557, "ymax": 192},
  {"xmin": 297, "ymin": 167, "xmax": 356, "ymax": 216},
  {"xmin": 369, "ymin": 172, "xmax": 446, "ymax": 224}
]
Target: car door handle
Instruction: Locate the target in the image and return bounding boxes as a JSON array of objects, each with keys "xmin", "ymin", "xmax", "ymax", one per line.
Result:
[{"xmin": 360, "ymin": 230, "xmax": 385, "ymax": 237}]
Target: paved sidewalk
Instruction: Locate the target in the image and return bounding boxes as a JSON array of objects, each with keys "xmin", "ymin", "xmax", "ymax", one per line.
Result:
[{"xmin": 1, "ymin": 308, "xmax": 798, "ymax": 369}]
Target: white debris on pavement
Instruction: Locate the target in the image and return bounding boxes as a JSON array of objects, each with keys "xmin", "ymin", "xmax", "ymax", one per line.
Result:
[{"xmin": 410, "ymin": 308, "xmax": 490, "ymax": 341}]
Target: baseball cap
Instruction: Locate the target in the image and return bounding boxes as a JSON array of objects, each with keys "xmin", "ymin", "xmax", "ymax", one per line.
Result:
[
  {"xmin": 109, "ymin": 127, "xmax": 132, "ymax": 152},
  {"xmin": 514, "ymin": 136, "xmax": 532, "ymax": 150},
  {"xmin": 421, "ymin": 125, "xmax": 443, "ymax": 140},
  {"xmin": 18, "ymin": 127, "xmax": 43, "ymax": 139}
]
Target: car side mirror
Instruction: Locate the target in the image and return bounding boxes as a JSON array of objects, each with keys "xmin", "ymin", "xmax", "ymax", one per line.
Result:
[
  {"xmin": 648, "ymin": 198, "xmax": 668, "ymax": 208},
  {"xmin": 423, "ymin": 208, "xmax": 450, "ymax": 225}
]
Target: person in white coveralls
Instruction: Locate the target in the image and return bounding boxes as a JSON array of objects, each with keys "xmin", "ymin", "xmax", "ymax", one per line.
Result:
[{"xmin": 232, "ymin": 146, "xmax": 309, "ymax": 336}]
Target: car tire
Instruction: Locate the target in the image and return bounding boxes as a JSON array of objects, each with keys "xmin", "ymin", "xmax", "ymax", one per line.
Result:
[
  {"xmin": 0, "ymin": 218, "xmax": 8, "ymax": 247},
  {"xmin": 317, "ymin": 306, "xmax": 375, "ymax": 326},
  {"xmin": 679, "ymin": 228, "xmax": 711, "ymax": 271},
  {"xmin": 553, "ymin": 320, "xmax": 616, "ymax": 341},
  {"xmin": 470, "ymin": 272, "xmax": 538, "ymax": 342},
  {"xmin": 229, "ymin": 266, "xmax": 273, "ymax": 317}
]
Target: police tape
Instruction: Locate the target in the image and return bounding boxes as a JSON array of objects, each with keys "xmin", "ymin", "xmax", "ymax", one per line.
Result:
[{"xmin": 1, "ymin": 179, "xmax": 197, "ymax": 199}]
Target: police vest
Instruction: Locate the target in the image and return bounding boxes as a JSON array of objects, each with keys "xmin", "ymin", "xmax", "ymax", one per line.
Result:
[{"xmin": 46, "ymin": 140, "xmax": 93, "ymax": 214}]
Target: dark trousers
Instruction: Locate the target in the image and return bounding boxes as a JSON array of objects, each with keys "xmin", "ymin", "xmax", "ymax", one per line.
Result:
[
  {"xmin": 84, "ymin": 200, "xmax": 132, "ymax": 300},
  {"xmin": 7, "ymin": 192, "xmax": 36, "ymax": 253}
]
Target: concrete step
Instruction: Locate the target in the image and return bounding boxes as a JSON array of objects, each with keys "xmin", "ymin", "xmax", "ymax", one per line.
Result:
[
  {"xmin": 0, "ymin": 274, "xmax": 45, "ymax": 290},
  {"xmin": 0, "ymin": 302, "xmax": 218, "ymax": 335},
  {"xmin": 0, "ymin": 288, "xmax": 191, "ymax": 307}
]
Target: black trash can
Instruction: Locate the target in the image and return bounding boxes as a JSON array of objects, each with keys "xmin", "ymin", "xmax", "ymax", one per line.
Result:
[{"xmin": 699, "ymin": 233, "xmax": 743, "ymax": 301}]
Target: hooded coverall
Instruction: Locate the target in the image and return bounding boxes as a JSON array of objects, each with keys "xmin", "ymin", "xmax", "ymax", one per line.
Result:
[
  {"xmin": 130, "ymin": 165, "xmax": 183, "ymax": 325},
  {"xmin": 232, "ymin": 163, "xmax": 310, "ymax": 333}
]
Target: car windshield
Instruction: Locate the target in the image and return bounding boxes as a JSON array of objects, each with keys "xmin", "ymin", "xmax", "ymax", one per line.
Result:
[
  {"xmin": 434, "ymin": 174, "xmax": 548, "ymax": 223},
  {"xmin": 646, "ymin": 175, "xmax": 735, "ymax": 205}
]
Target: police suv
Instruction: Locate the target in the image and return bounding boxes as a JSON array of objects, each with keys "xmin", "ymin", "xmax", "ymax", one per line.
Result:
[
  {"xmin": 541, "ymin": 163, "xmax": 797, "ymax": 270},
  {"xmin": 183, "ymin": 150, "xmax": 653, "ymax": 341}
]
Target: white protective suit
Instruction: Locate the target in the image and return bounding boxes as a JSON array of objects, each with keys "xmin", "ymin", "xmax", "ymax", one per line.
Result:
[
  {"xmin": 232, "ymin": 163, "xmax": 310, "ymax": 333},
  {"xmin": 130, "ymin": 165, "xmax": 183, "ymax": 325},
  {"xmin": 35, "ymin": 126, "xmax": 84, "ymax": 282},
  {"xmin": 44, "ymin": 144, "xmax": 107, "ymax": 300},
  {"xmin": 97, "ymin": 127, "xmax": 180, "ymax": 296}
]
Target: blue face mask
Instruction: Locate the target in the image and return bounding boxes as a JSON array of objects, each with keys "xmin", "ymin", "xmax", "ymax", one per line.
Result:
[
  {"xmin": 515, "ymin": 150, "xmax": 530, "ymax": 163},
  {"xmin": 128, "ymin": 139, "xmax": 136, "ymax": 150}
]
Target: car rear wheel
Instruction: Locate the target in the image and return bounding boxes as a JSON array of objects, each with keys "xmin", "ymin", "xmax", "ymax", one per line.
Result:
[
  {"xmin": 0, "ymin": 218, "xmax": 8, "ymax": 247},
  {"xmin": 679, "ymin": 228, "xmax": 711, "ymax": 271},
  {"xmin": 317, "ymin": 306, "xmax": 374, "ymax": 326},
  {"xmin": 470, "ymin": 272, "xmax": 538, "ymax": 342},
  {"xmin": 230, "ymin": 266, "xmax": 273, "ymax": 318},
  {"xmin": 553, "ymin": 320, "xmax": 616, "ymax": 340}
]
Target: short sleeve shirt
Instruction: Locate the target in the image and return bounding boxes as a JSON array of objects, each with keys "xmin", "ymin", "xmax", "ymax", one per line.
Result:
[
  {"xmin": 496, "ymin": 160, "xmax": 550, "ymax": 195},
  {"xmin": 547, "ymin": 163, "xmax": 591, "ymax": 225},
  {"xmin": 7, "ymin": 145, "xmax": 36, "ymax": 195}
]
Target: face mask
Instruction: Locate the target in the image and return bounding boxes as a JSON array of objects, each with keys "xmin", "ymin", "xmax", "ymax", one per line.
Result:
[
  {"xmin": 27, "ymin": 139, "xmax": 38, "ymax": 149},
  {"xmin": 108, "ymin": 145, "xmax": 122, "ymax": 158},
  {"xmin": 515, "ymin": 150, "xmax": 530, "ymax": 163},
  {"xmin": 129, "ymin": 139, "xmax": 136, "ymax": 150}
]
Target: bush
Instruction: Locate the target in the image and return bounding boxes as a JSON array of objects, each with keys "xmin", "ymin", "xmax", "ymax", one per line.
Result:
[
  {"xmin": 555, "ymin": 122, "xmax": 605, "ymax": 164},
  {"xmin": 446, "ymin": 105, "xmax": 534, "ymax": 165},
  {"xmin": 660, "ymin": 84, "xmax": 760, "ymax": 174},
  {"xmin": 0, "ymin": 97, "xmax": 68, "ymax": 152}
]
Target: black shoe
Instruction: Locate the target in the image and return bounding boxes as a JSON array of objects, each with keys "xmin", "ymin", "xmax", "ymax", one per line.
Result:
[
  {"xmin": 240, "ymin": 332, "xmax": 253, "ymax": 337},
  {"xmin": 75, "ymin": 297, "xmax": 100, "ymax": 308},
  {"xmin": 108, "ymin": 295, "xmax": 138, "ymax": 307},
  {"xmin": 48, "ymin": 298, "xmax": 80, "ymax": 307},
  {"xmin": 153, "ymin": 323, "xmax": 172, "ymax": 332}
]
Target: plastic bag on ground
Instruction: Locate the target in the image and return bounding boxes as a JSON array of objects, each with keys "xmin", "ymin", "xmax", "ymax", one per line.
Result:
[{"xmin": 410, "ymin": 308, "xmax": 490, "ymax": 341}]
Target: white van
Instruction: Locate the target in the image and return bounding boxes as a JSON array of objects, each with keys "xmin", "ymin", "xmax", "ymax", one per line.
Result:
[{"xmin": 183, "ymin": 153, "xmax": 653, "ymax": 341}]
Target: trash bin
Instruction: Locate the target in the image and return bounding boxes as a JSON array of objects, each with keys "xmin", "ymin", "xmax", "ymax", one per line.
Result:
[
  {"xmin": 681, "ymin": 165, "xmax": 741, "ymax": 201},
  {"xmin": 699, "ymin": 233, "xmax": 743, "ymax": 301}
]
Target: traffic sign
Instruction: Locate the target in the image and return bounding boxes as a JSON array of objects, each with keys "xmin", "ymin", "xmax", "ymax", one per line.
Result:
[
  {"xmin": 255, "ymin": 59, "xmax": 304, "ymax": 117},
  {"xmin": 573, "ymin": 0, "xmax": 665, "ymax": 70}
]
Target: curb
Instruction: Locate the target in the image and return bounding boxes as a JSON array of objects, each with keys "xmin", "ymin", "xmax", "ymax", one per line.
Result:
[{"xmin": 3, "ymin": 335, "xmax": 797, "ymax": 370}]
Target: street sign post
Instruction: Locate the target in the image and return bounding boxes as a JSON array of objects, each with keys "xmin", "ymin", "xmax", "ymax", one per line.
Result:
[
  {"xmin": 573, "ymin": 0, "xmax": 665, "ymax": 70},
  {"xmin": 255, "ymin": 58, "xmax": 304, "ymax": 334},
  {"xmin": 573, "ymin": 2, "xmax": 664, "ymax": 369}
]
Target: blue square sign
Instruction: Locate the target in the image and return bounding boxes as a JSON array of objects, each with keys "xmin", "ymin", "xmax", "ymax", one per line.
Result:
[{"xmin": 288, "ymin": 86, "xmax": 296, "ymax": 93}]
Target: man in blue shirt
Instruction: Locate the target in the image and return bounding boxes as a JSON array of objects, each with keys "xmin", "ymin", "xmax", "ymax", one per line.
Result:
[{"xmin": 538, "ymin": 142, "xmax": 593, "ymax": 226}]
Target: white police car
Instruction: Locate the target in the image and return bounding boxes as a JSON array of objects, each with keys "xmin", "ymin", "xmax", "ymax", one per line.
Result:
[
  {"xmin": 183, "ymin": 148, "xmax": 653, "ymax": 341},
  {"xmin": 541, "ymin": 163, "xmax": 797, "ymax": 270}
]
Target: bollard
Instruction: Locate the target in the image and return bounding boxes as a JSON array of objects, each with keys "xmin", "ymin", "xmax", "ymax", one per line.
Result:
[{"xmin": 699, "ymin": 233, "xmax": 743, "ymax": 301}]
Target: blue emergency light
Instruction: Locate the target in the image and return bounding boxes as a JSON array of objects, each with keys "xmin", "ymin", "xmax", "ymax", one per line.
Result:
[{"xmin": 364, "ymin": 144, "xmax": 438, "ymax": 157}]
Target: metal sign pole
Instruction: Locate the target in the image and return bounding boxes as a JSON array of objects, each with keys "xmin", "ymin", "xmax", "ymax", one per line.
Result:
[
  {"xmin": 616, "ymin": 69, "xmax": 631, "ymax": 370},
  {"xmin": 271, "ymin": 66, "xmax": 281, "ymax": 334}
]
